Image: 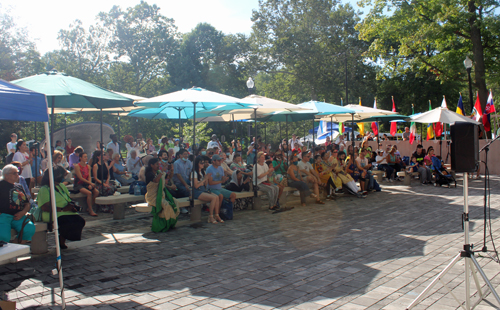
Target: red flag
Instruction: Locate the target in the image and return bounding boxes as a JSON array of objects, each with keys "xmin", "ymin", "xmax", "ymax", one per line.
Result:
[
  {"xmin": 483, "ymin": 91, "xmax": 494, "ymax": 132},
  {"xmin": 471, "ymin": 93, "xmax": 482, "ymax": 122},
  {"xmin": 371, "ymin": 122, "xmax": 379, "ymax": 136},
  {"xmin": 390, "ymin": 96, "xmax": 397, "ymax": 136},
  {"xmin": 434, "ymin": 122, "xmax": 443, "ymax": 137}
]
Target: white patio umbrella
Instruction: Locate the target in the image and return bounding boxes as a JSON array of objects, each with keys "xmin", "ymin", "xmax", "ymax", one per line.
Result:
[{"xmin": 410, "ymin": 107, "xmax": 480, "ymax": 125}]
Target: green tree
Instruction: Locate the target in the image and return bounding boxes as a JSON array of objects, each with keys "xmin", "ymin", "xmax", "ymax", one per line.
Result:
[
  {"xmin": 98, "ymin": 1, "xmax": 179, "ymax": 95},
  {"xmin": 0, "ymin": 7, "xmax": 43, "ymax": 80},
  {"xmin": 250, "ymin": 0, "xmax": 373, "ymax": 103},
  {"xmin": 357, "ymin": 0, "xmax": 500, "ymax": 112}
]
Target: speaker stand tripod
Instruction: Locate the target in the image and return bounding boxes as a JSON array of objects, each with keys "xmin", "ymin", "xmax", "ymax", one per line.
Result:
[{"xmin": 406, "ymin": 172, "xmax": 500, "ymax": 310}]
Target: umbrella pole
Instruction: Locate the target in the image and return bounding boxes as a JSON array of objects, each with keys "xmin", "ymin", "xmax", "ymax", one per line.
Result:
[
  {"xmin": 44, "ymin": 121, "xmax": 66, "ymax": 310},
  {"xmin": 100, "ymin": 110, "xmax": 104, "ymax": 196},
  {"xmin": 254, "ymin": 109, "xmax": 258, "ymax": 198},
  {"xmin": 279, "ymin": 122, "xmax": 281, "ymax": 143},
  {"xmin": 351, "ymin": 113, "xmax": 355, "ymax": 161},
  {"xmin": 35, "ymin": 122, "xmax": 38, "ymax": 187},
  {"xmin": 192, "ymin": 103, "xmax": 197, "ymax": 211},
  {"xmin": 178, "ymin": 109, "xmax": 182, "ymax": 141},
  {"xmin": 64, "ymin": 114, "xmax": 67, "ymax": 148},
  {"xmin": 312, "ymin": 118, "xmax": 315, "ymax": 149},
  {"xmin": 264, "ymin": 122, "xmax": 267, "ymax": 145},
  {"xmin": 330, "ymin": 116, "xmax": 333, "ymax": 144},
  {"xmin": 117, "ymin": 113, "xmax": 120, "ymax": 144},
  {"xmin": 286, "ymin": 115, "xmax": 289, "ymax": 166}
]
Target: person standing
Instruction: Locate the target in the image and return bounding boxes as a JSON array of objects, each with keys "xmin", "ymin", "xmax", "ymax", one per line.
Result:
[
  {"xmin": 207, "ymin": 134, "xmax": 222, "ymax": 150},
  {"xmin": 6, "ymin": 133, "xmax": 17, "ymax": 154},
  {"xmin": 64, "ymin": 138, "xmax": 75, "ymax": 160},
  {"xmin": 13, "ymin": 140, "xmax": 33, "ymax": 187},
  {"xmin": 289, "ymin": 134, "xmax": 303, "ymax": 151}
]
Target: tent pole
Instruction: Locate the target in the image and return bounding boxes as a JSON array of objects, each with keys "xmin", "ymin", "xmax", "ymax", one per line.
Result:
[
  {"xmin": 51, "ymin": 97, "xmax": 55, "ymax": 151},
  {"xmin": 44, "ymin": 121, "xmax": 66, "ymax": 310}
]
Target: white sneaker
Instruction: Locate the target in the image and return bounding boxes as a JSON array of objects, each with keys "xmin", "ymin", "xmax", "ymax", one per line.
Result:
[{"xmin": 113, "ymin": 191, "xmax": 121, "ymax": 196}]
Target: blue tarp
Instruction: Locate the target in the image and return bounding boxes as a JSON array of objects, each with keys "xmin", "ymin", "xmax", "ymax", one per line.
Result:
[{"xmin": 0, "ymin": 79, "xmax": 49, "ymax": 122}]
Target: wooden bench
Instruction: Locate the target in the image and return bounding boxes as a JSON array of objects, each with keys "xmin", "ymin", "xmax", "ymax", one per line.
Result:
[{"xmin": 10, "ymin": 222, "xmax": 48, "ymax": 255}]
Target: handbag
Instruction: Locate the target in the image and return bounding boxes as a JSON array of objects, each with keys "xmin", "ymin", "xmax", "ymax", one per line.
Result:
[{"xmin": 280, "ymin": 177, "xmax": 288, "ymax": 187}]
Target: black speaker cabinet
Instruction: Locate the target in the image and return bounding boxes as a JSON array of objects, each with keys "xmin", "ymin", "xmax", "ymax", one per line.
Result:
[{"xmin": 451, "ymin": 122, "xmax": 478, "ymax": 172}]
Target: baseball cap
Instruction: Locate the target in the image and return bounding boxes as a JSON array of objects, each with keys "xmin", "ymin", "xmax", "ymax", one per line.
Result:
[{"xmin": 212, "ymin": 154, "xmax": 222, "ymax": 161}]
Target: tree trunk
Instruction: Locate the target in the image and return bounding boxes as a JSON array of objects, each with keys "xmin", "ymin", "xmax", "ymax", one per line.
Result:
[{"xmin": 468, "ymin": 1, "xmax": 488, "ymax": 112}]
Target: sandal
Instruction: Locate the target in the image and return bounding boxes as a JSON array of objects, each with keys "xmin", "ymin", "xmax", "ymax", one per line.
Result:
[
  {"xmin": 215, "ymin": 215, "xmax": 225, "ymax": 223},
  {"xmin": 310, "ymin": 193, "xmax": 318, "ymax": 198},
  {"xmin": 207, "ymin": 215, "xmax": 217, "ymax": 224},
  {"xmin": 315, "ymin": 199, "xmax": 325, "ymax": 205}
]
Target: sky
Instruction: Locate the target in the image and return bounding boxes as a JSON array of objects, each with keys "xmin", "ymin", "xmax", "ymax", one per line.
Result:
[{"xmin": 2, "ymin": 0, "xmax": 364, "ymax": 55}]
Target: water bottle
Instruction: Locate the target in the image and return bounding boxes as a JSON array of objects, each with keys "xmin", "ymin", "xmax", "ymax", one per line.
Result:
[{"xmin": 134, "ymin": 183, "xmax": 141, "ymax": 196}]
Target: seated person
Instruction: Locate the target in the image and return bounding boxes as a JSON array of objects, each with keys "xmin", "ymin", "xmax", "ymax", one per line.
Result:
[
  {"xmin": 73, "ymin": 152, "xmax": 99, "ymax": 216},
  {"xmin": 424, "ymin": 146, "xmax": 435, "ymax": 168},
  {"xmin": 297, "ymin": 151, "xmax": 324, "ymax": 204},
  {"xmin": 230, "ymin": 153, "xmax": 252, "ymax": 178},
  {"xmin": 112, "ymin": 153, "xmax": 134, "ymax": 186},
  {"xmin": 412, "ymin": 144, "xmax": 432, "ymax": 185},
  {"xmin": 0, "ymin": 164, "xmax": 36, "ymax": 244},
  {"xmin": 172, "ymin": 149, "xmax": 192, "ymax": 198},
  {"xmin": 37, "ymin": 167, "xmax": 86, "ymax": 249},
  {"xmin": 346, "ymin": 150, "xmax": 366, "ymax": 194},
  {"xmin": 92, "ymin": 151, "xmax": 116, "ymax": 196},
  {"xmin": 314, "ymin": 153, "xmax": 339, "ymax": 199},
  {"xmin": 68, "ymin": 146, "xmax": 83, "ymax": 170},
  {"xmin": 375, "ymin": 149, "xmax": 394, "ymax": 182},
  {"xmin": 407, "ymin": 155, "xmax": 419, "ymax": 173},
  {"xmin": 355, "ymin": 148, "xmax": 381, "ymax": 192},
  {"xmin": 192, "ymin": 156, "xmax": 223, "ymax": 224},
  {"xmin": 336, "ymin": 151, "xmax": 366, "ymax": 198},
  {"xmin": 272, "ymin": 150, "xmax": 288, "ymax": 176},
  {"xmin": 207, "ymin": 154, "xmax": 237, "ymax": 205},
  {"xmin": 253, "ymin": 152, "xmax": 281, "ymax": 210},
  {"xmin": 226, "ymin": 170, "xmax": 250, "ymax": 192},
  {"xmin": 158, "ymin": 149, "xmax": 170, "ymax": 173},
  {"xmin": 219, "ymin": 152, "xmax": 234, "ymax": 178},
  {"xmin": 287, "ymin": 155, "xmax": 311, "ymax": 206},
  {"xmin": 126, "ymin": 150, "xmax": 142, "ymax": 177},
  {"xmin": 385, "ymin": 146, "xmax": 402, "ymax": 181}
]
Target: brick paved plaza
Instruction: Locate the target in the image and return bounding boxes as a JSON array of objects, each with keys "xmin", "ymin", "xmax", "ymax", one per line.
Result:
[{"xmin": 2, "ymin": 176, "xmax": 500, "ymax": 310}]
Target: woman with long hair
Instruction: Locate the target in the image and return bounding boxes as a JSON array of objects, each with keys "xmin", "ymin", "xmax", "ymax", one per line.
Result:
[
  {"xmin": 192, "ymin": 156, "xmax": 224, "ymax": 223},
  {"xmin": 73, "ymin": 152, "xmax": 99, "ymax": 216},
  {"xmin": 12, "ymin": 139, "xmax": 32, "ymax": 187},
  {"xmin": 92, "ymin": 150, "xmax": 115, "ymax": 196}
]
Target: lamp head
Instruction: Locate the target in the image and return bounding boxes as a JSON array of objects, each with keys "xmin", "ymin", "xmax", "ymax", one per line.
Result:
[
  {"xmin": 464, "ymin": 56, "xmax": 473, "ymax": 69},
  {"xmin": 246, "ymin": 77, "xmax": 254, "ymax": 89}
]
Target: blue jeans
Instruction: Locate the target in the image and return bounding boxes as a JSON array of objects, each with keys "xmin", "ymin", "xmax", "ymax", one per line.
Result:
[
  {"xmin": 379, "ymin": 164, "xmax": 394, "ymax": 180},
  {"xmin": 174, "ymin": 182, "xmax": 190, "ymax": 198},
  {"xmin": 367, "ymin": 171, "xmax": 381, "ymax": 191},
  {"xmin": 0, "ymin": 213, "xmax": 36, "ymax": 243}
]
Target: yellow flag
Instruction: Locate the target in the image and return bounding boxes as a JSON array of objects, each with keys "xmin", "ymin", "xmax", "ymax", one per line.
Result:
[{"xmin": 357, "ymin": 98, "xmax": 364, "ymax": 135}]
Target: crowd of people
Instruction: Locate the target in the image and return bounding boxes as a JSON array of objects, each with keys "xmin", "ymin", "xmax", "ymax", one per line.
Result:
[{"xmin": 1, "ymin": 130, "xmax": 454, "ymax": 246}]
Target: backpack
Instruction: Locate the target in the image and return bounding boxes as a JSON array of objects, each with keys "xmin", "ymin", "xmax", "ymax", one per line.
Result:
[
  {"xmin": 219, "ymin": 199, "xmax": 233, "ymax": 220},
  {"xmin": 128, "ymin": 181, "xmax": 147, "ymax": 195}
]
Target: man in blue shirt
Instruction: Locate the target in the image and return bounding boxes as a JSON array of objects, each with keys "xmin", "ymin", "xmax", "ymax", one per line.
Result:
[
  {"xmin": 207, "ymin": 154, "xmax": 236, "ymax": 203},
  {"xmin": 173, "ymin": 149, "xmax": 192, "ymax": 198}
]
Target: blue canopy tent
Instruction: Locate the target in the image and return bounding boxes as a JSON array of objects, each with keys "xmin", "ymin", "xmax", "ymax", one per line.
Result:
[{"xmin": 0, "ymin": 80, "xmax": 66, "ymax": 308}]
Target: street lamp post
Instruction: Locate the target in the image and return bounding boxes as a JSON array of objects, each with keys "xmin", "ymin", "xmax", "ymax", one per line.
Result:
[
  {"xmin": 246, "ymin": 77, "xmax": 257, "ymax": 196},
  {"xmin": 464, "ymin": 56, "xmax": 473, "ymax": 113}
]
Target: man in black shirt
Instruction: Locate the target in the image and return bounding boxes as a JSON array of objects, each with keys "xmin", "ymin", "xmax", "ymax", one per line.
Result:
[
  {"xmin": 0, "ymin": 164, "xmax": 36, "ymax": 243},
  {"xmin": 412, "ymin": 145, "xmax": 432, "ymax": 185}
]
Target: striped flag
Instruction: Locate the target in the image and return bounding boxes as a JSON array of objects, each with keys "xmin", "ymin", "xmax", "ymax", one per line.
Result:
[
  {"xmin": 339, "ymin": 122, "xmax": 344, "ymax": 134},
  {"xmin": 484, "ymin": 90, "xmax": 495, "ymax": 132},
  {"xmin": 456, "ymin": 93, "xmax": 465, "ymax": 116},
  {"xmin": 471, "ymin": 92, "xmax": 482, "ymax": 122},
  {"xmin": 434, "ymin": 96, "xmax": 445, "ymax": 137}
]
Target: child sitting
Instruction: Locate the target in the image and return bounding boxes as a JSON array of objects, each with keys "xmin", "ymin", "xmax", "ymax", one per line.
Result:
[{"xmin": 407, "ymin": 155, "xmax": 419, "ymax": 173}]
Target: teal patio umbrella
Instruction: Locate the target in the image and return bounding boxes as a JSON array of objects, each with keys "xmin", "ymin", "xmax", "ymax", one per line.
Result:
[
  {"xmin": 135, "ymin": 87, "xmax": 256, "ymax": 209},
  {"xmin": 12, "ymin": 71, "xmax": 135, "ymax": 197}
]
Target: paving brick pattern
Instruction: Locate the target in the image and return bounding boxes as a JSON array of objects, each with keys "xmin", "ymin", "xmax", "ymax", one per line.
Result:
[{"xmin": 2, "ymin": 176, "xmax": 500, "ymax": 309}]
